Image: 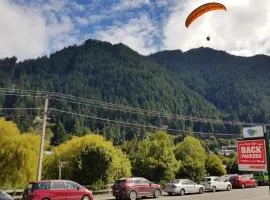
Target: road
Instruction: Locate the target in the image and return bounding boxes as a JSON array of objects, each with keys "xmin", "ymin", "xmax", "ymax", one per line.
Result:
[{"xmin": 95, "ymin": 186, "xmax": 270, "ymax": 200}]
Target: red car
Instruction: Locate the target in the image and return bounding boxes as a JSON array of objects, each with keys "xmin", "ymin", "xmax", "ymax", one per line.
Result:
[
  {"xmin": 111, "ymin": 177, "xmax": 162, "ymax": 200},
  {"xmin": 22, "ymin": 180, "xmax": 94, "ymax": 200},
  {"xmin": 229, "ymin": 175, "xmax": 257, "ymax": 188}
]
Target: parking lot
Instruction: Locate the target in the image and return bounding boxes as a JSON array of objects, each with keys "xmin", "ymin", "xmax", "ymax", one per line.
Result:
[{"xmin": 95, "ymin": 186, "xmax": 269, "ymax": 200}]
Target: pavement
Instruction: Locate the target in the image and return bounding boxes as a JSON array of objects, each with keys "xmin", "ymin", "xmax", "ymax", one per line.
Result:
[{"xmin": 95, "ymin": 186, "xmax": 270, "ymax": 200}]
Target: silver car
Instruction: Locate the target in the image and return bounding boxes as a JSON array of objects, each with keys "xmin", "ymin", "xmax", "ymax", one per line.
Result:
[
  {"xmin": 164, "ymin": 179, "xmax": 204, "ymax": 196},
  {"xmin": 200, "ymin": 176, "xmax": 232, "ymax": 192},
  {"xmin": 0, "ymin": 191, "xmax": 13, "ymax": 200}
]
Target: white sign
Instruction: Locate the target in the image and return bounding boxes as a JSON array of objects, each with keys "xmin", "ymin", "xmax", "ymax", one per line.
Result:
[{"xmin": 243, "ymin": 126, "xmax": 264, "ymax": 138}]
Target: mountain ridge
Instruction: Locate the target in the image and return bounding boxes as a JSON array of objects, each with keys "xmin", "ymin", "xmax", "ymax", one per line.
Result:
[{"xmin": 0, "ymin": 39, "xmax": 269, "ymax": 143}]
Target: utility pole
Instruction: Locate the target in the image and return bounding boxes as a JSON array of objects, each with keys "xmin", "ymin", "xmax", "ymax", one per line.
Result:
[
  {"xmin": 263, "ymin": 126, "xmax": 270, "ymax": 193},
  {"xmin": 37, "ymin": 95, "xmax": 49, "ymax": 181},
  {"xmin": 59, "ymin": 159, "xmax": 61, "ymax": 180},
  {"xmin": 58, "ymin": 159, "xmax": 68, "ymax": 180}
]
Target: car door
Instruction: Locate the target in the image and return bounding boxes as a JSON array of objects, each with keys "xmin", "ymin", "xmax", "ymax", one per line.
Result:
[
  {"xmin": 186, "ymin": 180, "xmax": 197, "ymax": 193},
  {"xmin": 218, "ymin": 178, "xmax": 227, "ymax": 190},
  {"xmin": 65, "ymin": 181, "xmax": 81, "ymax": 200},
  {"xmin": 140, "ymin": 178, "xmax": 153, "ymax": 195},
  {"xmin": 247, "ymin": 178, "xmax": 254, "ymax": 187},
  {"xmin": 213, "ymin": 177, "xmax": 222, "ymax": 190},
  {"xmin": 132, "ymin": 178, "xmax": 143, "ymax": 196},
  {"xmin": 50, "ymin": 180, "xmax": 66, "ymax": 200},
  {"xmin": 181, "ymin": 179, "xmax": 192, "ymax": 193}
]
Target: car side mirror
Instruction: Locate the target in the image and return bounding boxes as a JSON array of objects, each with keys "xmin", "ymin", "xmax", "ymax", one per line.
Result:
[{"xmin": 77, "ymin": 186, "xmax": 80, "ymax": 190}]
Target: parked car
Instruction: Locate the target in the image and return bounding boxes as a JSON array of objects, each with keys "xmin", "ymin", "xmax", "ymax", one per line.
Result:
[
  {"xmin": 0, "ymin": 191, "xmax": 13, "ymax": 200},
  {"xmin": 229, "ymin": 175, "xmax": 257, "ymax": 188},
  {"xmin": 253, "ymin": 172, "xmax": 269, "ymax": 186},
  {"xmin": 111, "ymin": 177, "xmax": 161, "ymax": 200},
  {"xmin": 201, "ymin": 176, "xmax": 232, "ymax": 192},
  {"xmin": 220, "ymin": 174, "xmax": 238, "ymax": 181},
  {"xmin": 164, "ymin": 179, "xmax": 204, "ymax": 196},
  {"xmin": 22, "ymin": 180, "xmax": 94, "ymax": 200}
]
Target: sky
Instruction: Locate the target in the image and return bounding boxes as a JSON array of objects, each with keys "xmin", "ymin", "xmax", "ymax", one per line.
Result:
[{"xmin": 0, "ymin": 0, "xmax": 270, "ymax": 60}]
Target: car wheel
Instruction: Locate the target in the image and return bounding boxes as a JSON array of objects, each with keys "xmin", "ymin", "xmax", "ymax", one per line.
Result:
[
  {"xmin": 241, "ymin": 184, "xmax": 245, "ymax": 189},
  {"xmin": 129, "ymin": 191, "xmax": 137, "ymax": 200},
  {"xmin": 212, "ymin": 186, "xmax": 216, "ymax": 192},
  {"xmin": 227, "ymin": 185, "xmax": 232, "ymax": 191},
  {"xmin": 179, "ymin": 189, "xmax": 185, "ymax": 196},
  {"xmin": 168, "ymin": 193, "xmax": 173, "ymax": 196},
  {"xmin": 154, "ymin": 189, "xmax": 161, "ymax": 198},
  {"xmin": 199, "ymin": 187, "xmax": 204, "ymax": 194},
  {"xmin": 82, "ymin": 195, "xmax": 90, "ymax": 200}
]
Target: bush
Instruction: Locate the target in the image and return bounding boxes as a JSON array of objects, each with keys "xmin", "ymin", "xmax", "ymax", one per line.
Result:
[{"xmin": 44, "ymin": 134, "xmax": 131, "ymax": 188}]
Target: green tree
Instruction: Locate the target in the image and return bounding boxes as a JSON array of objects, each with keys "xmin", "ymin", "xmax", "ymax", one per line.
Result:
[
  {"xmin": 127, "ymin": 131, "xmax": 179, "ymax": 181},
  {"xmin": 44, "ymin": 134, "xmax": 131, "ymax": 190},
  {"xmin": 206, "ymin": 154, "xmax": 226, "ymax": 176},
  {"xmin": 52, "ymin": 120, "xmax": 68, "ymax": 145},
  {"xmin": 72, "ymin": 118, "xmax": 83, "ymax": 136},
  {"xmin": 174, "ymin": 136, "xmax": 206, "ymax": 182},
  {"xmin": 219, "ymin": 153, "xmax": 238, "ymax": 174}
]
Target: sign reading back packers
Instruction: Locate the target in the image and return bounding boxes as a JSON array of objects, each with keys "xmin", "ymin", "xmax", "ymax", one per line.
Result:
[{"xmin": 237, "ymin": 139, "xmax": 267, "ymax": 171}]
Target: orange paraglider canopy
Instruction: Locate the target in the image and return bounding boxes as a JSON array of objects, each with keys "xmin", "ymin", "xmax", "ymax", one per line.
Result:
[{"xmin": 185, "ymin": 2, "xmax": 227, "ymax": 28}]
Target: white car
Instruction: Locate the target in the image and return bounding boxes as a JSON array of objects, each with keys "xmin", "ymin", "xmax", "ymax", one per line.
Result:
[
  {"xmin": 201, "ymin": 176, "xmax": 232, "ymax": 192},
  {"xmin": 164, "ymin": 179, "xmax": 204, "ymax": 196}
]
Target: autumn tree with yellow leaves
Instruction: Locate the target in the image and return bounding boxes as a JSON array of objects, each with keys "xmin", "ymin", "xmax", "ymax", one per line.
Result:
[{"xmin": 0, "ymin": 118, "xmax": 40, "ymax": 189}]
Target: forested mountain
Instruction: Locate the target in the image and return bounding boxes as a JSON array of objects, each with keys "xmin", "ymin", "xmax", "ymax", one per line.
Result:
[
  {"xmin": 0, "ymin": 39, "xmax": 269, "ymax": 144},
  {"xmin": 149, "ymin": 48, "xmax": 270, "ymax": 124}
]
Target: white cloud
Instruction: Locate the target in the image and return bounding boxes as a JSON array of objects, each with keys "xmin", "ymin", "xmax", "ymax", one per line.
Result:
[
  {"xmin": 71, "ymin": 2, "xmax": 85, "ymax": 12},
  {"xmin": 0, "ymin": 0, "xmax": 47, "ymax": 59},
  {"xmin": 88, "ymin": 14, "xmax": 106, "ymax": 24},
  {"xmin": 1, "ymin": 0, "xmax": 270, "ymax": 60},
  {"xmin": 163, "ymin": 0, "xmax": 270, "ymax": 56},
  {"xmin": 75, "ymin": 16, "xmax": 89, "ymax": 26},
  {"xmin": 42, "ymin": 0, "xmax": 67, "ymax": 12},
  {"xmin": 95, "ymin": 14, "xmax": 158, "ymax": 55},
  {"xmin": 111, "ymin": 0, "xmax": 150, "ymax": 12},
  {"xmin": 0, "ymin": 0, "xmax": 82, "ymax": 60}
]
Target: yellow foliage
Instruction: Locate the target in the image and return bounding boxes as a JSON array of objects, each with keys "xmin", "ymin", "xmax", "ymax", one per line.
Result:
[
  {"xmin": 0, "ymin": 118, "xmax": 40, "ymax": 189},
  {"xmin": 44, "ymin": 134, "xmax": 131, "ymax": 186}
]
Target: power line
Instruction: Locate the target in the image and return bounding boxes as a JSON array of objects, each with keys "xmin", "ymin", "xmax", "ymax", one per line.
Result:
[
  {"xmin": 0, "ymin": 90, "xmax": 46, "ymax": 97},
  {"xmin": 50, "ymin": 108, "xmax": 242, "ymax": 137},
  {"xmin": 49, "ymin": 95, "xmax": 269, "ymax": 127},
  {"xmin": 0, "ymin": 88, "xmax": 48, "ymax": 95},
  {"xmin": 0, "ymin": 88, "xmax": 269, "ymax": 127},
  {"xmin": 0, "ymin": 107, "xmax": 43, "ymax": 110}
]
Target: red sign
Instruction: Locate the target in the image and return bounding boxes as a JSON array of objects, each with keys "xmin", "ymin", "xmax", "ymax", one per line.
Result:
[{"xmin": 237, "ymin": 139, "xmax": 267, "ymax": 171}]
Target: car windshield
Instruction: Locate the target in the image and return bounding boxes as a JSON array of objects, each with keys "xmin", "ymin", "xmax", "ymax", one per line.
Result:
[
  {"xmin": 203, "ymin": 178, "xmax": 211, "ymax": 182},
  {"xmin": 172, "ymin": 179, "xmax": 181, "ymax": 183},
  {"xmin": 115, "ymin": 179, "xmax": 127, "ymax": 185},
  {"xmin": 229, "ymin": 176, "xmax": 238, "ymax": 180}
]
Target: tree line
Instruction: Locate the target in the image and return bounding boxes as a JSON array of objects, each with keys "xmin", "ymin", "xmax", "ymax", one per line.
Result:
[{"xmin": 0, "ymin": 118, "xmax": 237, "ymax": 190}]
